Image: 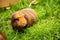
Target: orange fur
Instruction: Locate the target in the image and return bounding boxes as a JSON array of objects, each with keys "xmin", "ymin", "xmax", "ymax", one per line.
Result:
[
  {"xmin": 11, "ymin": 8, "xmax": 37, "ymax": 31},
  {"xmin": 0, "ymin": 31, "xmax": 6, "ymax": 40},
  {"xmin": 0, "ymin": 0, "xmax": 19, "ymax": 8}
]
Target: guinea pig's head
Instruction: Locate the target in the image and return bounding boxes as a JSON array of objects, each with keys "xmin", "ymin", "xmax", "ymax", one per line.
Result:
[{"xmin": 11, "ymin": 13, "xmax": 27, "ymax": 27}]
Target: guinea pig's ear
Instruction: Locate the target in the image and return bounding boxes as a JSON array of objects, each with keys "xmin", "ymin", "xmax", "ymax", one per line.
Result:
[{"xmin": 24, "ymin": 15, "xmax": 28, "ymax": 21}]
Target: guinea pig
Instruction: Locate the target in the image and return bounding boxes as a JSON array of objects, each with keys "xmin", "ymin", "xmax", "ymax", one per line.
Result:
[
  {"xmin": 11, "ymin": 8, "xmax": 37, "ymax": 31},
  {"xmin": 0, "ymin": 31, "xmax": 6, "ymax": 40},
  {"xmin": 0, "ymin": 0, "xmax": 19, "ymax": 9}
]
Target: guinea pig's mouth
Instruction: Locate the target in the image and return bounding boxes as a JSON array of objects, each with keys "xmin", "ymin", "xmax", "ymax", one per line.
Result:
[
  {"xmin": 19, "ymin": 24, "xmax": 26, "ymax": 27},
  {"xmin": 22, "ymin": 24, "xmax": 26, "ymax": 27}
]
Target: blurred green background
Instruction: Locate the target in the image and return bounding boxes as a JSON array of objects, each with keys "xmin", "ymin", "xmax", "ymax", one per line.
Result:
[{"xmin": 0, "ymin": 0, "xmax": 60, "ymax": 40}]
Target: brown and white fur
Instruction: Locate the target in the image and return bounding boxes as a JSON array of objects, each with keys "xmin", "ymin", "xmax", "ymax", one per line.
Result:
[{"xmin": 11, "ymin": 8, "xmax": 37, "ymax": 31}]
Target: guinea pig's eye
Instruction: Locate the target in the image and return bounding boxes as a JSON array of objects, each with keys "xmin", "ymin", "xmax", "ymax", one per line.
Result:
[{"xmin": 14, "ymin": 18, "xmax": 19, "ymax": 21}]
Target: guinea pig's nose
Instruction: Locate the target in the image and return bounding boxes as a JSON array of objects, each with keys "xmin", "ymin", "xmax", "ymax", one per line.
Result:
[{"xmin": 22, "ymin": 24, "xmax": 26, "ymax": 27}]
